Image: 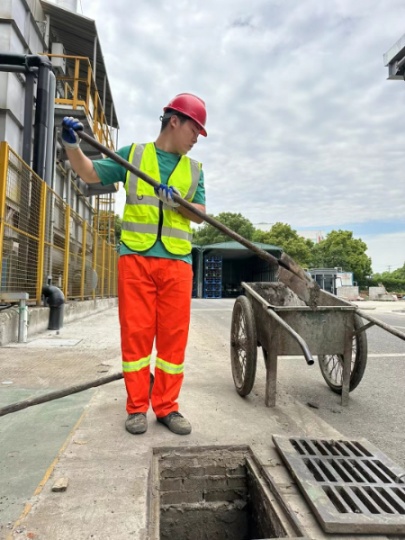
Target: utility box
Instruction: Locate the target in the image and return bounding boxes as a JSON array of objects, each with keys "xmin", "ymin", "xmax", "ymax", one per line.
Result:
[{"xmin": 51, "ymin": 43, "xmax": 66, "ymax": 74}]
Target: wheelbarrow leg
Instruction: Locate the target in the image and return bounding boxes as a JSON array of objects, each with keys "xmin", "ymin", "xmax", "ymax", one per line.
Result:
[
  {"xmin": 341, "ymin": 332, "xmax": 352, "ymax": 406},
  {"xmin": 264, "ymin": 349, "xmax": 278, "ymax": 407}
]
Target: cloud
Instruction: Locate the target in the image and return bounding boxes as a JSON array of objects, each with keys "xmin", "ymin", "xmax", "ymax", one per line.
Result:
[
  {"xmin": 365, "ymin": 231, "xmax": 405, "ymax": 273},
  {"xmin": 83, "ymin": 0, "xmax": 405, "ymax": 271}
]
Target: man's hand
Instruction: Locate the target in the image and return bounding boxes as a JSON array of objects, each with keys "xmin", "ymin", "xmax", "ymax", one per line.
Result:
[
  {"xmin": 61, "ymin": 117, "xmax": 84, "ymax": 149},
  {"xmin": 154, "ymin": 185, "xmax": 180, "ymax": 208}
]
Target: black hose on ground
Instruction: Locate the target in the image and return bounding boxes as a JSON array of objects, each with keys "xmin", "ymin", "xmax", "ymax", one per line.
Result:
[{"xmin": 0, "ymin": 373, "xmax": 155, "ymax": 417}]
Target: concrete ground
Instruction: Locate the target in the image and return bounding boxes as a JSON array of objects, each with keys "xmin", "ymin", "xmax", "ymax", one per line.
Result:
[{"xmin": 0, "ymin": 299, "xmax": 404, "ymax": 540}]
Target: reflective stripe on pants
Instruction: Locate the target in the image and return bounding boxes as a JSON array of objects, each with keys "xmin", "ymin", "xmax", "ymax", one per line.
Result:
[{"xmin": 118, "ymin": 254, "xmax": 192, "ymax": 417}]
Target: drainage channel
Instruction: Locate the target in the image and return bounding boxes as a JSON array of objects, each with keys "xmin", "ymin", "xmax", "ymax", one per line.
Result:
[{"xmin": 148, "ymin": 445, "xmax": 306, "ymax": 540}]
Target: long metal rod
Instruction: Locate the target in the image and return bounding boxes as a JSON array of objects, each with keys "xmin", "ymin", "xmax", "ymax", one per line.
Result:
[
  {"xmin": 78, "ymin": 131, "xmax": 305, "ymax": 278},
  {"xmin": 356, "ymin": 310, "xmax": 405, "ymax": 341}
]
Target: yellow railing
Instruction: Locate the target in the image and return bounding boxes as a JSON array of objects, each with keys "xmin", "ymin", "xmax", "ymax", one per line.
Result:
[
  {"xmin": 0, "ymin": 142, "xmax": 118, "ymax": 305},
  {"xmin": 48, "ymin": 54, "xmax": 115, "ymax": 150}
]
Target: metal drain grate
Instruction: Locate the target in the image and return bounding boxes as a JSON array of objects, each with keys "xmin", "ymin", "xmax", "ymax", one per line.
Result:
[{"xmin": 273, "ymin": 435, "xmax": 405, "ymax": 534}]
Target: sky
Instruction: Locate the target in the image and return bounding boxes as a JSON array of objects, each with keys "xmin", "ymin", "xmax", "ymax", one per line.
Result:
[{"xmin": 77, "ymin": 0, "xmax": 405, "ymax": 274}]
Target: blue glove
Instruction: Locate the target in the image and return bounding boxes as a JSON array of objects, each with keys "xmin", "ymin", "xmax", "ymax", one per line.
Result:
[
  {"xmin": 154, "ymin": 184, "xmax": 180, "ymax": 208},
  {"xmin": 61, "ymin": 116, "xmax": 83, "ymax": 149}
]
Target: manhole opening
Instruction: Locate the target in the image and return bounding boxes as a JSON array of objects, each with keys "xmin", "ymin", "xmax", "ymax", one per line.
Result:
[{"xmin": 150, "ymin": 445, "xmax": 303, "ymax": 540}]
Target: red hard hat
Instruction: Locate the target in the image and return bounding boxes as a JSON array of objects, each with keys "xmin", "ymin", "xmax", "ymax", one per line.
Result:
[{"xmin": 163, "ymin": 93, "xmax": 207, "ymax": 136}]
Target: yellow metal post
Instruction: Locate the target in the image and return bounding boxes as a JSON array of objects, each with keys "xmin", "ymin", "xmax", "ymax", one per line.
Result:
[
  {"xmin": 92, "ymin": 228, "xmax": 98, "ymax": 300},
  {"xmin": 35, "ymin": 182, "xmax": 48, "ymax": 305},
  {"xmin": 114, "ymin": 251, "xmax": 118, "ymax": 296},
  {"xmin": 0, "ymin": 142, "xmax": 9, "ymax": 269},
  {"xmin": 73, "ymin": 58, "xmax": 80, "ymax": 109},
  {"xmin": 93, "ymin": 90, "xmax": 99, "ymax": 138},
  {"xmin": 80, "ymin": 221, "xmax": 87, "ymax": 300},
  {"xmin": 63, "ymin": 205, "xmax": 71, "ymax": 298},
  {"xmin": 107, "ymin": 244, "xmax": 112, "ymax": 297},
  {"xmin": 101, "ymin": 239, "xmax": 106, "ymax": 297},
  {"xmin": 86, "ymin": 62, "xmax": 92, "ymax": 116}
]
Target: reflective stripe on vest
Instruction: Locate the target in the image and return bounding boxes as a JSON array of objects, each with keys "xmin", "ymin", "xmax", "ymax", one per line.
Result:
[
  {"xmin": 156, "ymin": 357, "xmax": 184, "ymax": 375},
  {"xmin": 121, "ymin": 143, "xmax": 200, "ymax": 255},
  {"xmin": 122, "ymin": 222, "xmax": 193, "ymax": 242}
]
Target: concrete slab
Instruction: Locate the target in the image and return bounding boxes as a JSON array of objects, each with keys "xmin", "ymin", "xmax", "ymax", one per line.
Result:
[{"xmin": 0, "ymin": 389, "xmax": 93, "ymax": 526}]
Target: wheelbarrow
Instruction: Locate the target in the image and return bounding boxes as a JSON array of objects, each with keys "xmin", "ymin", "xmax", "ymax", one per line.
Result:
[{"xmin": 230, "ymin": 269, "xmax": 405, "ymax": 407}]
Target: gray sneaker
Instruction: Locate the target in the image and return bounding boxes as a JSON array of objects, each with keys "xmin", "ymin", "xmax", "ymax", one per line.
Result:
[
  {"xmin": 125, "ymin": 413, "xmax": 147, "ymax": 434},
  {"xmin": 157, "ymin": 411, "xmax": 191, "ymax": 435}
]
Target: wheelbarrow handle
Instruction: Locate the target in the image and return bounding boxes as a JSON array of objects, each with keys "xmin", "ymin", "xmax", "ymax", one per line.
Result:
[
  {"xmin": 356, "ymin": 309, "xmax": 405, "ymax": 341},
  {"xmin": 77, "ymin": 131, "xmax": 311, "ymax": 282}
]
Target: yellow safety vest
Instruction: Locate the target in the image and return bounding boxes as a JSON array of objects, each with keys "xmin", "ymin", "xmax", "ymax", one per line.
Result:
[{"xmin": 121, "ymin": 143, "xmax": 201, "ymax": 255}]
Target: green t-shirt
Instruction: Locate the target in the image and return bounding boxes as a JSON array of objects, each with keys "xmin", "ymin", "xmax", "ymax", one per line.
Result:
[{"xmin": 93, "ymin": 145, "xmax": 205, "ymax": 264}]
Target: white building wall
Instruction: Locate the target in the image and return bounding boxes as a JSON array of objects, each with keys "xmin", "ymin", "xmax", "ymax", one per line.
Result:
[{"xmin": 0, "ymin": 0, "xmax": 48, "ymax": 156}]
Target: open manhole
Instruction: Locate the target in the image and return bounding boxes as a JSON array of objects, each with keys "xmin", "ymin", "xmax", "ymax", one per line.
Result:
[{"xmin": 148, "ymin": 445, "xmax": 306, "ymax": 540}]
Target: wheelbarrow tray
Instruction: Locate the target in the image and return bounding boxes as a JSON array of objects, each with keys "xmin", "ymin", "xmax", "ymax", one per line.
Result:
[{"xmin": 244, "ymin": 282, "xmax": 356, "ymax": 357}]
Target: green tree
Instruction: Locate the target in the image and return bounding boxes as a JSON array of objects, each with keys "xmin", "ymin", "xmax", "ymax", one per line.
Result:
[
  {"xmin": 391, "ymin": 262, "xmax": 405, "ymax": 279},
  {"xmin": 253, "ymin": 222, "xmax": 313, "ymax": 267},
  {"xmin": 311, "ymin": 230, "xmax": 372, "ymax": 285},
  {"xmin": 114, "ymin": 214, "xmax": 122, "ymax": 243},
  {"xmin": 192, "ymin": 212, "xmax": 255, "ymax": 245}
]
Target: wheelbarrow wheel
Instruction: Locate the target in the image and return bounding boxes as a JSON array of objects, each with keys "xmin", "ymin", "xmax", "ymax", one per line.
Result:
[
  {"xmin": 230, "ymin": 295, "xmax": 257, "ymax": 397},
  {"xmin": 318, "ymin": 314, "xmax": 368, "ymax": 394}
]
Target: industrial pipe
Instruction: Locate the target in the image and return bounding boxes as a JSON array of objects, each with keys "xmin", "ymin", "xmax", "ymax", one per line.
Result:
[{"xmin": 42, "ymin": 285, "xmax": 65, "ymax": 330}]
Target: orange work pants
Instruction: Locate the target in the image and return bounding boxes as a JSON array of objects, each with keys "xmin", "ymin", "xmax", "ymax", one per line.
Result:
[{"xmin": 118, "ymin": 255, "xmax": 193, "ymax": 417}]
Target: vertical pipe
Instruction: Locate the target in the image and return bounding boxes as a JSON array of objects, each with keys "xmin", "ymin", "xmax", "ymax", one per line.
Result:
[
  {"xmin": 44, "ymin": 71, "xmax": 56, "ymax": 186},
  {"xmin": 23, "ymin": 73, "xmax": 35, "ymax": 166},
  {"xmin": 32, "ymin": 63, "xmax": 50, "ymax": 179}
]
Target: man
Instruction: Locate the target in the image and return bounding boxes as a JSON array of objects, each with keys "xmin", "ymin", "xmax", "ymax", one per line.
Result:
[{"xmin": 61, "ymin": 93, "xmax": 207, "ymax": 435}]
